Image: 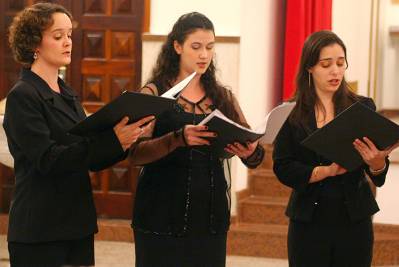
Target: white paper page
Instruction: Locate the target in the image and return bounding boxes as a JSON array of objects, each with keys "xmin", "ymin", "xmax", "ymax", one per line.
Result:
[
  {"xmin": 161, "ymin": 72, "xmax": 196, "ymax": 99},
  {"xmin": 258, "ymin": 102, "xmax": 296, "ymax": 144},
  {"xmin": 198, "ymin": 109, "xmax": 265, "ymax": 134}
]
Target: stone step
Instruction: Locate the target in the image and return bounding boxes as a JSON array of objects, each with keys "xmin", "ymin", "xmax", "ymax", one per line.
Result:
[
  {"xmin": 227, "ymin": 222, "xmax": 399, "ymax": 266},
  {"xmin": 97, "ymin": 218, "xmax": 133, "ymax": 242},
  {"xmin": 248, "ymin": 169, "xmax": 292, "ymax": 198},
  {"xmin": 227, "ymin": 223, "xmax": 288, "ymax": 258},
  {"xmin": 238, "ymin": 195, "xmax": 288, "ymax": 225},
  {"xmin": 256, "ymin": 144, "xmax": 274, "ymax": 170}
]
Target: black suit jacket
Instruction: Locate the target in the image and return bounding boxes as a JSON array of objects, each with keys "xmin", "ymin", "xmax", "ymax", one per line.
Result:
[
  {"xmin": 273, "ymin": 97, "xmax": 389, "ymax": 223},
  {"xmin": 3, "ymin": 69, "xmax": 126, "ymax": 243}
]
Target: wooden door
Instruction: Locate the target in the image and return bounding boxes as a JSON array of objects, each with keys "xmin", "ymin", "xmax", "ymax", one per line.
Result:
[
  {"xmin": 0, "ymin": 0, "xmax": 144, "ymax": 219},
  {"xmin": 70, "ymin": 0, "xmax": 144, "ymax": 219}
]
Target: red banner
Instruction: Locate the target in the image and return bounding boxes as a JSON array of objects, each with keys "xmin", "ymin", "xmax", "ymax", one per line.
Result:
[{"xmin": 282, "ymin": 0, "xmax": 332, "ymax": 100}]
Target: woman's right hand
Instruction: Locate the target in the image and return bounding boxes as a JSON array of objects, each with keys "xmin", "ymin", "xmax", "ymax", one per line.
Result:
[
  {"xmin": 182, "ymin": 125, "xmax": 217, "ymax": 146},
  {"xmin": 113, "ymin": 116, "xmax": 154, "ymax": 151},
  {"xmin": 310, "ymin": 163, "xmax": 347, "ymax": 183}
]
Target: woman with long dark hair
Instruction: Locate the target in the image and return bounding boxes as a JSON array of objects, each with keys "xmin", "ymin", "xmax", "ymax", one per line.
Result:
[
  {"xmin": 129, "ymin": 12, "xmax": 265, "ymax": 267},
  {"xmin": 273, "ymin": 30, "xmax": 398, "ymax": 267}
]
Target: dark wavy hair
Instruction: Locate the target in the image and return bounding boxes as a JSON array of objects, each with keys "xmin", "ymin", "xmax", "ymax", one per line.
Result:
[
  {"xmin": 289, "ymin": 30, "xmax": 359, "ymax": 130},
  {"xmin": 147, "ymin": 12, "xmax": 244, "ymax": 125},
  {"xmin": 8, "ymin": 2, "xmax": 72, "ymax": 67}
]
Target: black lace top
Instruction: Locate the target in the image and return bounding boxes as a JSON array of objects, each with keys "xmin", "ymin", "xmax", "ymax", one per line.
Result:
[{"xmin": 130, "ymin": 82, "xmax": 265, "ymax": 236}]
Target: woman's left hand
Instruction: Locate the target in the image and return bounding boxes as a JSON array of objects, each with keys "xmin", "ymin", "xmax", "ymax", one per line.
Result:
[
  {"xmin": 224, "ymin": 140, "xmax": 258, "ymax": 159},
  {"xmin": 353, "ymin": 137, "xmax": 398, "ymax": 170}
]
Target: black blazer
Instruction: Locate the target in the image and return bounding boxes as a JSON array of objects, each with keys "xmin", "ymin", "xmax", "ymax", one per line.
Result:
[
  {"xmin": 3, "ymin": 69, "xmax": 126, "ymax": 243},
  {"xmin": 273, "ymin": 97, "xmax": 389, "ymax": 223}
]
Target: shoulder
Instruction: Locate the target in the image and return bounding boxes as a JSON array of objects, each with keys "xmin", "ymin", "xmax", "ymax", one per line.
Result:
[
  {"xmin": 140, "ymin": 83, "xmax": 159, "ymax": 96},
  {"xmin": 219, "ymin": 87, "xmax": 235, "ymax": 102},
  {"xmin": 7, "ymin": 79, "xmax": 39, "ymax": 101},
  {"xmin": 357, "ymin": 96, "xmax": 376, "ymax": 111}
]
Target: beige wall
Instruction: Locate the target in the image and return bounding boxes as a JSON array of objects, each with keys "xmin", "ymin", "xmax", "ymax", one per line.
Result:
[{"xmin": 149, "ymin": 0, "xmax": 241, "ymax": 35}]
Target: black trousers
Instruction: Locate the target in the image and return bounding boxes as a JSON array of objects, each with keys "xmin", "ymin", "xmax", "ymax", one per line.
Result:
[
  {"xmin": 8, "ymin": 234, "xmax": 94, "ymax": 267},
  {"xmin": 288, "ymin": 197, "xmax": 373, "ymax": 267}
]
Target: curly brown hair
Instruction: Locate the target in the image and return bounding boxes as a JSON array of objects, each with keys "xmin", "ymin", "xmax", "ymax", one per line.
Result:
[
  {"xmin": 8, "ymin": 2, "xmax": 72, "ymax": 67},
  {"xmin": 148, "ymin": 12, "xmax": 246, "ymax": 126}
]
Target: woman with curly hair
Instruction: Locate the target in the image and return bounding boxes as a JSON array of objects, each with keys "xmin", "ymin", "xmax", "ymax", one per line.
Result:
[
  {"xmin": 4, "ymin": 3, "xmax": 152, "ymax": 266},
  {"xmin": 129, "ymin": 12, "xmax": 265, "ymax": 267}
]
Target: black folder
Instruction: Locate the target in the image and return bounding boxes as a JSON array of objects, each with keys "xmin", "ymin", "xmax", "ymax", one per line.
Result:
[
  {"xmin": 198, "ymin": 109, "xmax": 264, "ymax": 158},
  {"xmin": 69, "ymin": 92, "xmax": 176, "ymax": 136},
  {"xmin": 301, "ymin": 101, "xmax": 399, "ymax": 171}
]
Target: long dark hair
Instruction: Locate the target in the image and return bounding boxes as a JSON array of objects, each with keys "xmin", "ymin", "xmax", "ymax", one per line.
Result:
[
  {"xmin": 147, "ymin": 12, "xmax": 243, "ymax": 125},
  {"xmin": 289, "ymin": 30, "xmax": 359, "ymax": 129}
]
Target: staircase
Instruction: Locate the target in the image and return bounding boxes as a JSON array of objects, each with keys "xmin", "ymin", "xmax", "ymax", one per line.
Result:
[{"xmin": 226, "ymin": 144, "xmax": 399, "ymax": 266}]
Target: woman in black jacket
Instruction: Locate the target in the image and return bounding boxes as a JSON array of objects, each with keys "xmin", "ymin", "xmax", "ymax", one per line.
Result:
[
  {"xmin": 273, "ymin": 30, "xmax": 398, "ymax": 267},
  {"xmin": 4, "ymin": 3, "xmax": 153, "ymax": 266}
]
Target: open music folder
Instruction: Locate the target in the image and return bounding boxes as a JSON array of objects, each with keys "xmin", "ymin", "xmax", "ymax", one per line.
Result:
[
  {"xmin": 301, "ymin": 101, "xmax": 399, "ymax": 171},
  {"xmin": 69, "ymin": 72, "xmax": 196, "ymax": 136},
  {"xmin": 198, "ymin": 102, "xmax": 295, "ymax": 158}
]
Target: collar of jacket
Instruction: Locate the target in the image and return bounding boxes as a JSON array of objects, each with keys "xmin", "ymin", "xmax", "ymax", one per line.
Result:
[
  {"xmin": 19, "ymin": 68, "xmax": 84, "ymax": 123},
  {"xmin": 19, "ymin": 68, "xmax": 78, "ymax": 100}
]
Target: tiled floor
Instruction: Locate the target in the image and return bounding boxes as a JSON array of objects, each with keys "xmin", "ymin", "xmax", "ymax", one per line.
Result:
[{"xmin": 0, "ymin": 235, "xmax": 288, "ymax": 267}]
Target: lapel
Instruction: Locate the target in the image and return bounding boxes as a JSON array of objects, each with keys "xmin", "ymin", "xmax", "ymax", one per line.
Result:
[{"xmin": 20, "ymin": 68, "xmax": 84, "ymax": 123}]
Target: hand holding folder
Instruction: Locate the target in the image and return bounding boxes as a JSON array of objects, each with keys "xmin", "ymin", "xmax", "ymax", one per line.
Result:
[
  {"xmin": 69, "ymin": 72, "xmax": 196, "ymax": 136},
  {"xmin": 301, "ymin": 101, "xmax": 399, "ymax": 171},
  {"xmin": 197, "ymin": 102, "xmax": 295, "ymax": 158}
]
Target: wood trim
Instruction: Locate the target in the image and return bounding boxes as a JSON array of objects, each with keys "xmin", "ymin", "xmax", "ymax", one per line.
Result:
[
  {"xmin": 142, "ymin": 33, "xmax": 240, "ymax": 43},
  {"xmin": 378, "ymin": 109, "xmax": 399, "ymax": 119},
  {"xmin": 230, "ymin": 215, "xmax": 238, "ymax": 224},
  {"xmin": 0, "ymin": 214, "xmax": 8, "ymax": 235},
  {"xmin": 236, "ymin": 188, "xmax": 251, "ymax": 201},
  {"xmin": 142, "ymin": 0, "xmax": 150, "ymax": 33},
  {"xmin": 347, "ymin": 81, "xmax": 358, "ymax": 93},
  {"xmin": 389, "ymin": 26, "xmax": 399, "ymax": 36},
  {"xmin": 374, "ymin": 223, "xmax": 399, "ymax": 235}
]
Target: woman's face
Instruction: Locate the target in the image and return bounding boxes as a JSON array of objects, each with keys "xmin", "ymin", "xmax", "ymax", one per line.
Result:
[
  {"xmin": 35, "ymin": 12, "xmax": 72, "ymax": 68},
  {"xmin": 174, "ymin": 29, "xmax": 215, "ymax": 75},
  {"xmin": 309, "ymin": 43, "xmax": 347, "ymax": 95}
]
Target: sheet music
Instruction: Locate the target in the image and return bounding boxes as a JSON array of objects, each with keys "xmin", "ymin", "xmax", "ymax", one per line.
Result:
[
  {"xmin": 259, "ymin": 102, "xmax": 296, "ymax": 144},
  {"xmin": 161, "ymin": 72, "xmax": 196, "ymax": 99}
]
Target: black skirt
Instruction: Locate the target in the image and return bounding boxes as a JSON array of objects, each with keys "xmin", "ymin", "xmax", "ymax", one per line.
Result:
[
  {"xmin": 134, "ymin": 156, "xmax": 228, "ymax": 267},
  {"xmin": 134, "ymin": 230, "xmax": 227, "ymax": 267}
]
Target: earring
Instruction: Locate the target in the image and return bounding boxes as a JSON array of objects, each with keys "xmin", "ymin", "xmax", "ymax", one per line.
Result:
[
  {"xmin": 33, "ymin": 52, "xmax": 38, "ymax": 60},
  {"xmin": 308, "ymin": 72, "xmax": 311, "ymax": 88}
]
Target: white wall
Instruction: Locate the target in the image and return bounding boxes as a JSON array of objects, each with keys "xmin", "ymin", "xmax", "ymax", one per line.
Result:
[
  {"xmin": 378, "ymin": 0, "xmax": 399, "ymax": 109},
  {"xmin": 332, "ymin": 0, "xmax": 373, "ymax": 97},
  {"xmin": 374, "ymin": 0, "xmax": 399, "ymax": 225},
  {"xmin": 149, "ymin": 0, "xmax": 241, "ymax": 36},
  {"xmin": 234, "ymin": 0, "xmax": 285, "ymax": 192},
  {"xmin": 374, "ymin": 164, "xmax": 399, "ymax": 224},
  {"xmin": 333, "ymin": 0, "xmax": 399, "ymax": 225}
]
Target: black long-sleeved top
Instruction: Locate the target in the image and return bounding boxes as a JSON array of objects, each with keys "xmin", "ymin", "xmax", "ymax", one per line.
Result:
[
  {"xmin": 273, "ymin": 97, "xmax": 389, "ymax": 223},
  {"xmin": 130, "ymin": 82, "xmax": 265, "ymax": 236}
]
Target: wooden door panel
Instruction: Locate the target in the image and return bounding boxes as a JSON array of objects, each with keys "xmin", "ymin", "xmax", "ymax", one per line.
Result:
[{"xmin": 76, "ymin": 0, "xmax": 143, "ymax": 219}]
